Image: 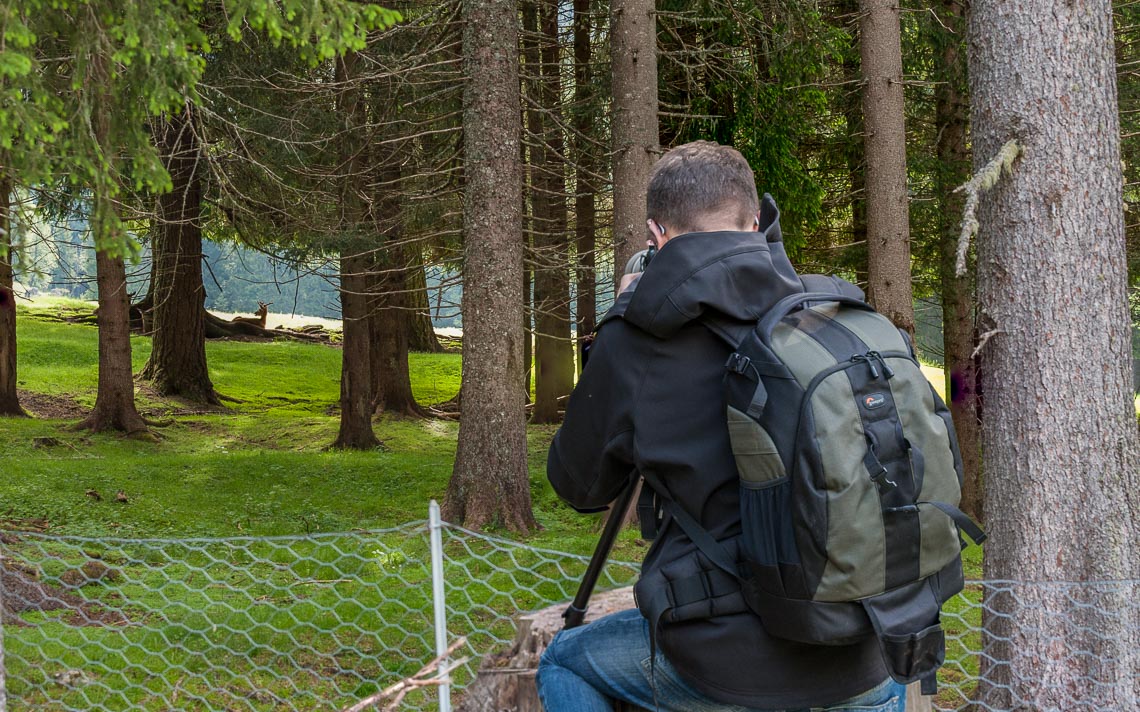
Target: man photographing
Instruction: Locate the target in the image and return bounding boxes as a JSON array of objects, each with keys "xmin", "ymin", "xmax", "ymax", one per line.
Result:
[{"xmin": 538, "ymin": 142, "xmax": 904, "ymax": 711}]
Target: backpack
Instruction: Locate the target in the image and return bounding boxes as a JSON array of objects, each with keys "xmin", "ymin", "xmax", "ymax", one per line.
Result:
[
  {"xmin": 622, "ymin": 194, "xmax": 984, "ymax": 693},
  {"xmin": 706, "ymin": 291, "xmax": 986, "ymax": 693}
]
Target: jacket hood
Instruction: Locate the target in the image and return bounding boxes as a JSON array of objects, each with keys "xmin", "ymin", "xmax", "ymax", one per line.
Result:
[{"xmin": 620, "ymin": 197, "xmax": 803, "ymax": 339}]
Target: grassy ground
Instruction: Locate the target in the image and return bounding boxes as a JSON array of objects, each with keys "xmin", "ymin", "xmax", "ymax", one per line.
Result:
[
  {"xmin": 2, "ymin": 300, "xmax": 984, "ymax": 710},
  {"xmin": 5, "ymin": 299, "xmax": 633, "ymax": 552}
]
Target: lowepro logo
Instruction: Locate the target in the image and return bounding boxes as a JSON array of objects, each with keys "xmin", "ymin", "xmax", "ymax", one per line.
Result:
[{"xmin": 863, "ymin": 393, "xmax": 887, "ymax": 410}]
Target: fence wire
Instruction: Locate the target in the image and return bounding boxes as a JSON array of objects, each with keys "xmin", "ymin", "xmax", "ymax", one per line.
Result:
[{"xmin": 0, "ymin": 520, "xmax": 1136, "ymax": 711}]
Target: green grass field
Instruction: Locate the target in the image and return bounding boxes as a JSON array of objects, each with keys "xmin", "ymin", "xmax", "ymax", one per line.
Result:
[
  {"xmin": 4, "ymin": 299, "xmax": 639, "ymax": 550},
  {"xmin": 1, "ymin": 301, "xmax": 984, "ymax": 710}
]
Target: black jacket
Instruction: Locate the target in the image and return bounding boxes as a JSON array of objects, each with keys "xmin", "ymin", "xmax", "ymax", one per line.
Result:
[{"xmin": 547, "ymin": 229, "xmax": 887, "ymax": 708}]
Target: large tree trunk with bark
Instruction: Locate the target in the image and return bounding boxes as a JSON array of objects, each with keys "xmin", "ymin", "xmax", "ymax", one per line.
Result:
[
  {"xmin": 80, "ymin": 247, "xmax": 149, "ymax": 435},
  {"xmin": 839, "ymin": 1, "xmax": 868, "ymax": 281},
  {"xmin": 0, "ymin": 167, "xmax": 27, "ymax": 417},
  {"xmin": 573, "ymin": 0, "xmax": 597, "ymax": 350},
  {"xmin": 522, "ymin": 4, "xmax": 538, "ymax": 404},
  {"xmin": 78, "ymin": 48, "xmax": 147, "ymax": 436},
  {"xmin": 968, "ymin": 0, "xmax": 1140, "ymax": 707},
  {"xmin": 370, "ymin": 287, "xmax": 421, "ymax": 417},
  {"xmin": 530, "ymin": 0, "xmax": 574, "ymax": 424},
  {"xmin": 610, "ymin": 0, "xmax": 658, "ymax": 288},
  {"xmin": 933, "ymin": 0, "xmax": 980, "ymax": 521},
  {"xmin": 523, "ymin": 249, "xmax": 533, "ymax": 402},
  {"xmin": 444, "ymin": 0, "xmax": 536, "ymax": 533},
  {"xmin": 335, "ymin": 250, "xmax": 379, "ymax": 448},
  {"xmin": 332, "ymin": 51, "xmax": 378, "ymax": 450},
  {"xmin": 369, "ymin": 239, "xmax": 422, "ymax": 417},
  {"xmin": 139, "ymin": 108, "xmax": 219, "ymax": 404},
  {"xmin": 406, "ymin": 252, "xmax": 443, "ymax": 353},
  {"xmin": 368, "ymin": 124, "xmax": 422, "ymax": 418},
  {"xmin": 859, "ymin": 0, "xmax": 914, "ymax": 335}
]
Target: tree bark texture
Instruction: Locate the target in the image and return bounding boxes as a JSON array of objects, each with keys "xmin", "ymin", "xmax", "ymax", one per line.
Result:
[
  {"xmin": 139, "ymin": 108, "xmax": 219, "ymax": 404},
  {"xmin": 78, "ymin": 47, "xmax": 147, "ymax": 436},
  {"xmin": 858, "ymin": 0, "xmax": 914, "ymax": 335},
  {"xmin": 336, "ymin": 250, "xmax": 379, "ymax": 449},
  {"xmin": 524, "ymin": 253, "xmax": 533, "ymax": 403},
  {"xmin": 332, "ymin": 51, "xmax": 378, "ymax": 450},
  {"xmin": 444, "ymin": 0, "xmax": 536, "ymax": 533},
  {"xmin": 968, "ymin": 0, "xmax": 1140, "ymax": 707},
  {"xmin": 573, "ymin": 0, "xmax": 597, "ymax": 340},
  {"xmin": 406, "ymin": 252, "xmax": 444, "ymax": 353},
  {"xmin": 81, "ymin": 247, "xmax": 149, "ymax": 434},
  {"xmin": 455, "ymin": 589, "xmax": 644, "ymax": 712},
  {"xmin": 530, "ymin": 0, "xmax": 574, "ymax": 424},
  {"xmin": 839, "ymin": 2, "xmax": 868, "ymax": 282},
  {"xmin": 367, "ymin": 125, "xmax": 421, "ymax": 417},
  {"xmin": 610, "ymin": 0, "xmax": 658, "ymax": 291},
  {"xmin": 925, "ymin": 1, "xmax": 980, "ymax": 521},
  {"xmin": 369, "ymin": 249, "xmax": 422, "ymax": 417},
  {"xmin": 522, "ymin": 2, "xmax": 539, "ymax": 404},
  {"xmin": 0, "ymin": 167, "xmax": 26, "ymax": 417},
  {"xmin": 932, "ymin": 0, "xmax": 981, "ymax": 521}
]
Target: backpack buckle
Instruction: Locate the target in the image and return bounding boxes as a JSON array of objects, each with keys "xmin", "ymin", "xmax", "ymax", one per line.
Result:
[
  {"xmin": 870, "ymin": 467, "xmax": 897, "ymax": 489},
  {"xmin": 865, "ymin": 442, "xmax": 897, "ymax": 488},
  {"xmin": 726, "ymin": 352, "xmax": 751, "ymax": 375}
]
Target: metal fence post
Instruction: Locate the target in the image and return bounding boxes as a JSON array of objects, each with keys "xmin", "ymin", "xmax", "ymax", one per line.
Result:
[{"xmin": 429, "ymin": 500, "xmax": 452, "ymax": 712}]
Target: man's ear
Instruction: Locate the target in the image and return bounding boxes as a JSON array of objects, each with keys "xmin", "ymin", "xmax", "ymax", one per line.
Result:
[{"xmin": 752, "ymin": 213, "xmax": 762, "ymax": 231}]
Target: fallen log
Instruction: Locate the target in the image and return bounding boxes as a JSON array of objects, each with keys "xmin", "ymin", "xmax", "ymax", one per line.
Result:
[{"xmin": 455, "ymin": 588, "xmax": 932, "ymax": 712}]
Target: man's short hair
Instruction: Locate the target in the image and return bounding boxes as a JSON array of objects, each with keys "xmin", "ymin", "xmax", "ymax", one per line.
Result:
[{"xmin": 646, "ymin": 141, "xmax": 760, "ymax": 235}]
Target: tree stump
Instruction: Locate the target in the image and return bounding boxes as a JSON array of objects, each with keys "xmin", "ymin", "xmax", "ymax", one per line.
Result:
[
  {"xmin": 455, "ymin": 587, "xmax": 932, "ymax": 712},
  {"xmin": 455, "ymin": 588, "xmax": 642, "ymax": 712}
]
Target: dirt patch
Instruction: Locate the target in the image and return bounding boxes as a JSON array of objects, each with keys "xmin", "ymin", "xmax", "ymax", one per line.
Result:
[
  {"xmin": 1, "ymin": 557, "xmax": 131, "ymax": 627},
  {"xmin": 18, "ymin": 391, "xmax": 86, "ymax": 419}
]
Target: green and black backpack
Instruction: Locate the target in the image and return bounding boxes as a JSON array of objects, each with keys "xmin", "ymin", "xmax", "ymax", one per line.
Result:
[{"xmin": 714, "ymin": 292, "xmax": 986, "ymax": 692}]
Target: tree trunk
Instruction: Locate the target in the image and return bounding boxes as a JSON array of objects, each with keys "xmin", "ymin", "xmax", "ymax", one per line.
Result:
[
  {"xmin": 839, "ymin": 2, "xmax": 868, "ymax": 281},
  {"xmin": 968, "ymin": 0, "xmax": 1140, "ymax": 707},
  {"xmin": 0, "ymin": 166, "xmax": 27, "ymax": 417},
  {"xmin": 456, "ymin": 589, "xmax": 642, "ymax": 712},
  {"xmin": 444, "ymin": 0, "xmax": 536, "ymax": 533},
  {"xmin": 331, "ymin": 51, "xmax": 378, "ymax": 450},
  {"xmin": 522, "ymin": 3, "xmax": 538, "ymax": 404},
  {"xmin": 369, "ymin": 247, "xmax": 423, "ymax": 418},
  {"xmin": 573, "ymin": 0, "xmax": 597, "ymax": 349},
  {"xmin": 610, "ymin": 0, "xmax": 658, "ymax": 289},
  {"xmin": 335, "ymin": 250, "xmax": 379, "ymax": 448},
  {"xmin": 79, "ymin": 247, "xmax": 149, "ymax": 434},
  {"xmin": 523, "ymin": 253, "xmax": 533, "ymax": 402},
  {"xmin": 933, "ymin": 0, "xmax": 980, "ymax": 522},
  {"xmin": 858, "ymin": 0, "xmax": 914, "ymax": 335},
  {"xmin": 139, "ymin": 107, "xmax": 219, "ymax": 404},
  {"xmin": 531, "ymin": 0, "xmax": 574, "ymax": 424},
  {"xmin": 78, "ymin": 47, "xmax": 147, "ymax": 436},
  {"xmin": 406, "ymin": 251, "xmax": 443, "ymax": 353},
  {"xmin": 369, "ymin": 276, "xmax": 421, "ymax": 417}
]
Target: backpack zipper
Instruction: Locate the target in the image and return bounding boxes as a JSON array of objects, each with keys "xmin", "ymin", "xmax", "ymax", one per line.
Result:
[{"xmin": 790, "ymin": 350, "xmax": 917, "ymax": 484}]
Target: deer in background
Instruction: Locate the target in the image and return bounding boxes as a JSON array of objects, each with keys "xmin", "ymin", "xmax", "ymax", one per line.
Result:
[{"xmin": 231, "ymin": 301, "xmax": 272, "ymax": 329}]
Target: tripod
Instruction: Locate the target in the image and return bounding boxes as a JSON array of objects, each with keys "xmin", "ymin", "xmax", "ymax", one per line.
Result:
[{"xmin": 562, "ymin": 477, "xmax": 641, "ymax": 630}]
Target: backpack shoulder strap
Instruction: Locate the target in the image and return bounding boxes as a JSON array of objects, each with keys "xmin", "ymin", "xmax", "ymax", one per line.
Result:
[
  {"xmin": 640, "ymin": 471, "xmax": 741, "ymax": 581},
  {"xmin": 799, "ymin": 274, "xmax": 865, "ymax": 300}
]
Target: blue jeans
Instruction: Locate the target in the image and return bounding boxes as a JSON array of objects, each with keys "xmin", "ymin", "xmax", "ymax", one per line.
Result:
[{"xmin": 536, "ymin": 609, "xmax": 905, "ymax": 712}]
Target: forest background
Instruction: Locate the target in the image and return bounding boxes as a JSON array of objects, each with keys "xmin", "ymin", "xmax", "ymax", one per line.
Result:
[
  {"xmin": 1, "ymin": 0, "xmax": 1138, "ymax": 534},
  {"xmin": 2, "ymin": 0, "xmax": 1140, "ymax": 708}
]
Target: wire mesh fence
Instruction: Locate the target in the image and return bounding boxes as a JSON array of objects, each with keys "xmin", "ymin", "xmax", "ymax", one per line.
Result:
[{"xmin": 0, "ymin": 511, "xmax": 1135, "ymax": 711}]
